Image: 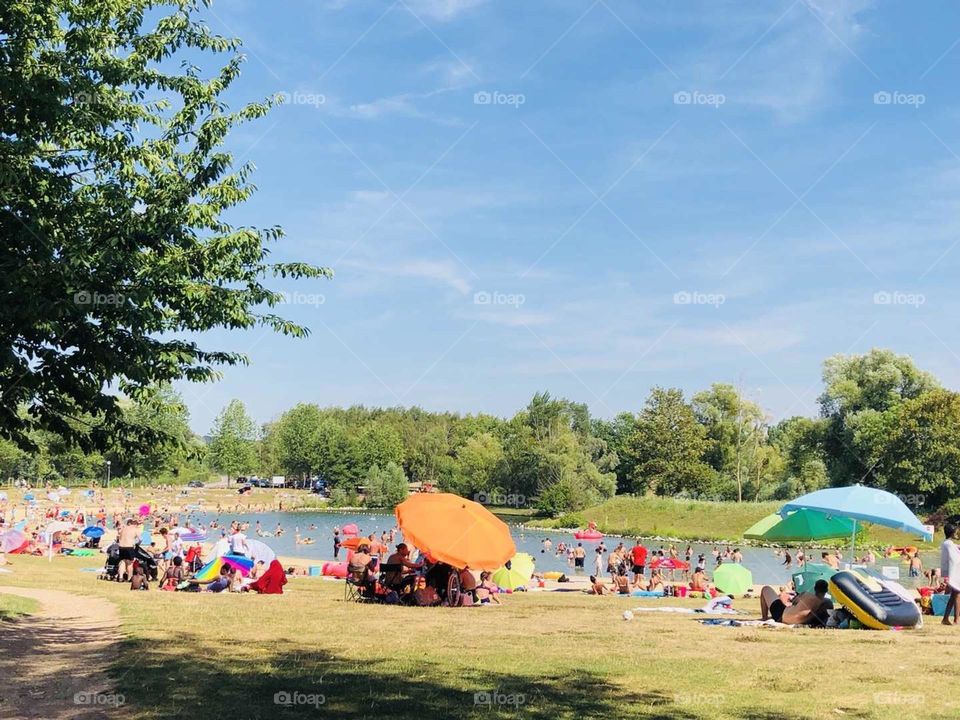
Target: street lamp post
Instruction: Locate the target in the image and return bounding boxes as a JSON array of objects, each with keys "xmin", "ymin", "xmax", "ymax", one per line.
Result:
[{"xmin": 106, "ymin": 460, "xmax": 111, "ymax": 489}]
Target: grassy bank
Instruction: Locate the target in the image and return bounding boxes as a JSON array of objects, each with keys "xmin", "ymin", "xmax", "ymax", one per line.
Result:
[
  {"xmin": 0, "ymin": 555, "xmax": 956, "ymax": 720},
  {"xmin": 530, "ymin": 496, "xmax": 934, "ymax": 548},
  {"xmin": 0, "ymin": 593, "xmax": 39, "ymax": 622}
]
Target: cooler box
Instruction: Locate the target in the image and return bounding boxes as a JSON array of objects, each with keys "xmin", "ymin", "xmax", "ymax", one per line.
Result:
[
  {"xmin": 932, "ymin": 594, "xmax": 949, "ymax": 617},
  {"xmin": 309, "ymin": 566, "xmax": 322, "ymax": 577}
]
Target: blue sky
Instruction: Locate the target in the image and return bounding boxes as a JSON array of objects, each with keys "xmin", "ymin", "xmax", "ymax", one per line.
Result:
[{"xmin": 175, "ymin": 0, "xmax": 960, "ymax": 434}]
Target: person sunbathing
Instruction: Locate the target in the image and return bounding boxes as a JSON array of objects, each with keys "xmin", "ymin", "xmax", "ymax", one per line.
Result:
[
  {"xmin": 760, "ymin": 580, "xmax": 832, "ymax": 625},
  {"xmin": 689, "ymin": 567, "xmax": 709, "ymax": 592},
  {"xmin": 190, "ymin": 565, "xmax": 231, "ymax": 592},
  {"xmin": 476, "ymin": 571, "xmax": 502, "ymax": 605},
  {"xmin": 587, "ymin": 575, "xmax": 607, "ymax": 595},
  {"xmin": 648, "ymin": 569, "xmax": 665, "ymax": 591},
  {"xmin": 611, "ymin": 572, "xmax": 630, "ymax": 595}
]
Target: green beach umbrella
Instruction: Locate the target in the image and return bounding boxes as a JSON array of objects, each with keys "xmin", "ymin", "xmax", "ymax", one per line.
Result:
[
  {"xmin": 761, "ymin": 508, "xmax": 855, "ymax": 542},
  {"xmin": 713, "ymin": 563, "xmax": 753, "ymax": 595},
  {"xmin": 492, "ymin": 552, "xmax": 535, "ymax": 590},
  {"xmin": 743, "ymin": 513, "xmax": 782, "ymax": 540}
]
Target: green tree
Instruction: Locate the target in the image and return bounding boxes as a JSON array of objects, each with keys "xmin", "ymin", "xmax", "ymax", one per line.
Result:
[
  {"xmin": 592, "ymin": 412, "xmax": 637, "ymax": 493},
  {"xmin": 207, "ymin": 399, "xmax": 256, "ymax": 479},
  {"xmin": 692, "ymin": 383, "xmax": 766, "ymax": 501},
  {"xmin": 313, "ymin": 419, "xmax": 355, "ymax": 488},
  {"xmin": 364, "ymin": 461, "xmax": 409, "ymax": 508},
  {"xmin": 108, "ymin": 386, "xmax": 194, "ymax": 479},
  {"xmin": 819, "ymin": 349, "xmax": 938, "ymax": 485},
  {"xmin": 352, "ymin": 424, "xmax": 404, "ymax": 478},
  {"xmin": 498, "ymin": 394, "xmax": 616, "ymax": 513},
  {"xmin": 452, "ymin": 432, "xmax": 504, "ymax": 497},
  {"xmin": 275, "ymin": 404, "xmax": 323, "ymax": 480},
  {"xmin": 769, "ymin": 416, "xmax": 828, "ymax": 499},
  {"xmin": 0, "ymin": 0, "xmax": 330, "ymax": 453},
  {"xmin": 624, "ymin": 387, "xmax": 714, "ymax": 496},
  {"xmin": 871, "ymin": 389, "xmax": 960, "ymax": 509}
]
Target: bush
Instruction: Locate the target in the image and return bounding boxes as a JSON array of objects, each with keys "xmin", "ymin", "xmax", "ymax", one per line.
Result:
[
  {"xmin": 924, "ymin": 498, "xmax": 960, "ymax": 529},
  {"xmin": 329, "ymin": 487, "xmax": 358, "ymax": 508}
]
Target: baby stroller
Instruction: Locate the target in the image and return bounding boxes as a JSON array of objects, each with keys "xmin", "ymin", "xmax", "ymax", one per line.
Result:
[
  {"xmin": 133, "ymin": 544, "xmax": 159, "ymax": 581},
  {"xmin": 99, "ymin": 542, "xmax": 120, "ymax": 581}
]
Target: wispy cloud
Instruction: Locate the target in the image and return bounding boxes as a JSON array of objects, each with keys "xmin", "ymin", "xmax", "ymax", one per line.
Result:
[
  {"xmin": 342, "ymin": 257, "xmax": 472, "ymax": 294},
  {"xmin": 404, "ymin": 0, "xmax": 489, "ymax": 22}
]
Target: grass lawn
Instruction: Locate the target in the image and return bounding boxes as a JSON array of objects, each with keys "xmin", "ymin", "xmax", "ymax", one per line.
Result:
[
  {"xmin": 0, "ymin": 592, "xmax": 39, "ymax": 621},
  {"xmin": 532, "ymin": 496, "xmax": 936, "ymax": 549},
  {"xmin": 0, "ymin": 555, "xmax": 956, "ymax": 720}
]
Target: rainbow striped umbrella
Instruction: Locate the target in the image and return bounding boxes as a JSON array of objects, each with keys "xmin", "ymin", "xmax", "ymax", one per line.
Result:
[{"xmin": 193, "ymin": 554, "xmax": 255, "ymax": 582}]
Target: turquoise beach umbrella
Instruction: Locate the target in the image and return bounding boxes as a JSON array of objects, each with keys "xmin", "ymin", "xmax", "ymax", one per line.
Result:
[{"xmin": 780, "ymin": 486, "xmax": 931, "ymax": 541}]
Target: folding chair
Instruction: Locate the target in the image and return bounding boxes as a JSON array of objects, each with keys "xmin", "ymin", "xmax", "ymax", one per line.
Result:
[{"xmin": 344, "ymin": 569, "xmax": 373, "ymax": 603}]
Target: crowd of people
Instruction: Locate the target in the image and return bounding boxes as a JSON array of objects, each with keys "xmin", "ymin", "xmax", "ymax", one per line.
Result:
[
  {"xmin": 341, "ymin": 536, "xmax": 505, "ymax": 607},
  {"xmin": 4, "ymin": 483, "xmax": 960, "ymax": 625}
]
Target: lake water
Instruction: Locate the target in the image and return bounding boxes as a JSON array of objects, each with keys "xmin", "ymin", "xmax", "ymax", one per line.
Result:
[{"xmin": 177, "ymin": 509, "xmax": 927, "ymax": 586}]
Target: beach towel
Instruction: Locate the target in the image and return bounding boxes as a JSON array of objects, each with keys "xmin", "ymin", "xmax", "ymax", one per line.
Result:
[
  {"xmin": 247, "ymin": 559, "xmax": 288, "ymax": 595},
  {"xmin": 631, "ymin": 606, "xmax": 745, "ymax": 615},
  {"xmin": 699, "ymin": 619, "xmax": 788, "ymax": 628}
]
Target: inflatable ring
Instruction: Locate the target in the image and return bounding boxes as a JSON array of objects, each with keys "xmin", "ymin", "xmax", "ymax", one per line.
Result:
[
  {"xmin": 574, "ymin": 530, "xmax": 604, "ymax": 540},
  {"xmin": 543, "ymin": 571, "xmax": 564, "ymax": 580},
  {"xmin": 828, "ymin": 571, "xmax": 920, "ymax": 630}
]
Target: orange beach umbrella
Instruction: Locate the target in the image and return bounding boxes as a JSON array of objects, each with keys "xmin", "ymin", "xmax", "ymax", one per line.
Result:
[{"xmin": 395, "ymin": 493, "xmax": 516, "ymax": 570}]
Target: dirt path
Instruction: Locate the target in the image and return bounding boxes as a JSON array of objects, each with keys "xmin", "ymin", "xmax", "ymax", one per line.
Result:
[{"xmin": 0, "ymin": 587, "xmax": 127, "ymax": 720}]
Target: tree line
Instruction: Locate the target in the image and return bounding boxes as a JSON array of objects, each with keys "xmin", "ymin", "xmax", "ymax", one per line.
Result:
[{"xmin": 4, "ymin": 349, "xmax": 960, "ymax": 516}]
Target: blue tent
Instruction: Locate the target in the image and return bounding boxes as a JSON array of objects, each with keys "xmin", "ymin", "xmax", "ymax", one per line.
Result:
[{"xmin": 780, "ymin": 486, "xmax": 932, "ymax": 541}]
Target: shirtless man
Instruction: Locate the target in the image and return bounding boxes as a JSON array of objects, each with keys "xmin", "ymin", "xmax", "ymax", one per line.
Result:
[
  {"xmin": 689, "ymin": 567, "xmax": 709, "ymax": 592},
  {"xmin": 118, "ymin": 519, "xmax": 140, "ymax": 582},
  {"xmin": 760, "ymin": 580, "xmax": 833, "ymax": 625}
]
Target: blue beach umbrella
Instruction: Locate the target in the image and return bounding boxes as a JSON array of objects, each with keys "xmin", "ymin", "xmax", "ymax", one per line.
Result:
[
  {"xmin": 82, "ymin": 526, "xmax": 105, "ymax": 539},
  {"xmin": 780, "ymin": 486, "xmax": 932, "ymax": 541}
]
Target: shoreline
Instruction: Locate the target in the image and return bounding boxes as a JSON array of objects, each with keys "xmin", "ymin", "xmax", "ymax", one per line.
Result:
[{"xmin": 1, "ymin": 486, "xmax": 930, "ymax": 553}]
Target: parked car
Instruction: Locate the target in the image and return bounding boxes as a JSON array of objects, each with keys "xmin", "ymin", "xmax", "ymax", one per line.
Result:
[
  {"xmin": 310, "ymin": 479, "xmax": 329, "ymax": 496},
  {"xmin": 187, "ymin": 480, "xmax": 204, "ymax": 488}
]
